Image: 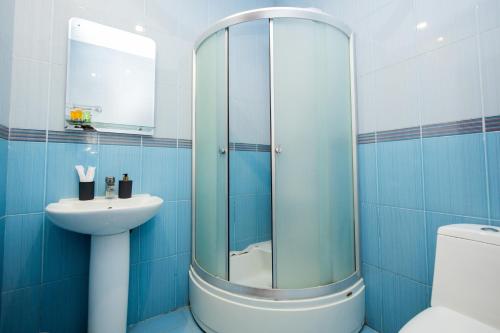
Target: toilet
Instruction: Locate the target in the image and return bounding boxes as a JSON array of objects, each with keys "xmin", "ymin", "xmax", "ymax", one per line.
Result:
[{"xmin": 400, "ymin": 224, "xmax": 500, "ymax": 333}]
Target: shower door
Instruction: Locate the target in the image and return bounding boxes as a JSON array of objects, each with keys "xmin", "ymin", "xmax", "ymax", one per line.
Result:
[
  {"xmin": 194, "ymin": 30, "xmax": 228, "ymax": 279},
  {"xmin": 272, "ymin": 18, "xmax": 355, "ymax": 289}
]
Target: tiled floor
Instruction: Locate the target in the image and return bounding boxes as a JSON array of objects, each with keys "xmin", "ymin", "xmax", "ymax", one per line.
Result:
[
  {"xmin": 128, "ymin": 307, "xmax": 203, "ymax": 333},
  {"xmin": 128, "ymin": 306, "xmax": 379, "ymax": 333}
]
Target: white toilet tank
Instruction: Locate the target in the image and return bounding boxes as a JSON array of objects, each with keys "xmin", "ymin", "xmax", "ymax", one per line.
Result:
[{"xmin": 432, "ymin": 224, "xmax": 500, "ymax": 329}]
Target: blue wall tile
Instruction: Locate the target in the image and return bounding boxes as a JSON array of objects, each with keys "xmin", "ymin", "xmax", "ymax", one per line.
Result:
[
  {"xmin": 128, "ymin": 264, "xmax": 139, "ymax": 325},
  {"xmin": 45, "ymin": 142, "xmax": 98, "ymax": 204},
  {"xmin": 176, "ymin": 253, "xmax": 190, "ymax": 308},
  {"xmin": 5, "ymin": 141, "xmax": 46, "ymax": 215},
  {"xmin": 130, "ymin": 227, "xmax": 141, "ymax": 265},
  {"xmin": 230, "ymin": 151, "xmax": 260, "ymax": 196},
  {"xmin": 2, "ymin": 214, "xmax": 43, "ymax": 291},
  {"xmin": 177, "ymin": 201, "xmax": 191, "ymax": 254},
  {"xmin": 379, "ymin": 207, "xmax": 427, "ymax": 284},
  {"xmin": 486, "ymin": 132, "xmax": 500, "ymax": 219},
  {"xmin": 140, "ymin": 202, "xmax": 177, "ymax": 262},
  {"xmin": 425, "ymin": 212, "xmax": 486, "ymax": 283},
  {"xmin": 423, "ymin": 134, "xmax": 488, "ymax": 217},
  {"xmin": 362, "ymin": 264, "xmax": 383, "ymax": 332},
  {"xmin": 233, "ymin": 195, "xmax": 258, "ymax": 251},
  {"xmin": 360, "ymin": 203, "xmax": 379, "ymax": 266},
  {"xmin": 256, "ymin": 194, "xmax": 271, "ymax": 242},
  {"xmin": 42, "ymin": 218, "xmax": 89, "ymax": 283},
  {"xmin": 138, "ymin": 257, "xmax": 176, "ymax": 321},
  {"xmin": 142, "ymin": 147, "xmax": 177, "ymax": 201},
  {"xmin": 381, "ymin": 270, "xmax": 430, "ymax": 333},
  {"xmin": 377, "ymin": 139, "xmax": 424, "ymax": 209},
  {"xmin": 0, "ymin": 286, "xmax": 41, "ymax": 333},
  {"xmin": 358, "ymin": 143, "xmax": 378, "ymax": 204},
  {"xmin": 40, "ymin": 276, "xmax": 88, "ymax": 333},
  {"xmin": 98, "ymin": 144, "xmax": 142, "ymax": 195},
  {"xmin": 0, "ymin": 139, "xmax": 7, "ymax": 217},
  {"xmin": 0, "ymin": 218, "xmax": 4, "ymax": 293},
  {"xmin": 254, "ymin": 152, "xmax": 271, "ymax": 195},
  {"xmin": 177, "ymin": 149, "xmax": 191, "ymax": 201}
]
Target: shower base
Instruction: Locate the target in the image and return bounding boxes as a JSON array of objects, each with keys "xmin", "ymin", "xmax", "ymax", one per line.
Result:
[
  {"xmin": 189, "ymin": 266, "xmax": 365, "ymax": 333},
  {"xmin": 229, "ymin": 241, "xmax": 272, "ymax": 288}
]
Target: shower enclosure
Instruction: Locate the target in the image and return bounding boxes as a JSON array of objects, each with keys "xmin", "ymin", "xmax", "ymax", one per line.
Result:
[{"xmin": 190, "ymin": 8, "xmax": 364, "ymax": 333}]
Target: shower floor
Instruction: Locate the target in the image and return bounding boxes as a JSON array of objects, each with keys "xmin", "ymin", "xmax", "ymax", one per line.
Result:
[{"xmin": 229, "ymin": 241, "xmax": 272, "ymax": 288}]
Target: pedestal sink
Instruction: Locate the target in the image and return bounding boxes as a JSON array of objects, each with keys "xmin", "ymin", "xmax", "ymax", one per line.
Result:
[{"xmin": 46, "ymin": 194, "xmax": 163, "ymax": 333}]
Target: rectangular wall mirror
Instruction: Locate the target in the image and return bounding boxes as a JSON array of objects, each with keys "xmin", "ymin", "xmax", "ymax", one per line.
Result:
[{"xmin": 65, "ymin": 18, "xmax": 156, "ymax": 135}]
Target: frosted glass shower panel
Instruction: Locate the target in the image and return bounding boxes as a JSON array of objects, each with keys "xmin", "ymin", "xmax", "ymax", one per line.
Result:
[
  {"xmin": 273, "ymin": 18, "xmax": 355, "ymax": 289},
  {"xmin": 194, "ymin": 30, "xmax": 228, "ymax": 279}
]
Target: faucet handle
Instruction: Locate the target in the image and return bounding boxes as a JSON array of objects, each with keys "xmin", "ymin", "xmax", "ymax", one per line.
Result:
[{"xmin": 105, "ymin": 176, "xmax": 115, "ymax": 185}]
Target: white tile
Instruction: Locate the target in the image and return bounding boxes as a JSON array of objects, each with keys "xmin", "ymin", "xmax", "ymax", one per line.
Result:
[
  {"xmin": 154, "ymin": 83, "xmax": 178, "ymax": 139},
  {"xmin": 374, "ymin": 59, "xmax": 420, "ymax": 131},
  {"xmin": 352, "ymin": 19, "xmax": 373, "ymax": 76},
  {"xmin": 0, "ymin": 0, "xmax": 15, "ymax": 50},
  {"xmin": 177, "ymin": 0, "xmax": 209, "ymax": 43},
  {"xmin": 357, "ymin": 73, "xmax": 377, "ymax": 133},
  {"xmin": 477, "ymin": 0, "xmax": 500, "ymax": 32},
  {"xmin": 208, "ymin": 0, "xmax": 259, "ymax": 23},
  {"xmin": 177, "ymin": 84, "xmax": 192, "ymax": 140},
  {"xmin": 151, "ymin": 30, "xmax": 183, "ymax": 87},
  {"xmin": 480, "ymin": 27, "xmax": 500, "ymax": 117},
  {"xmin": 9, "ymin": 58, "xmax": 50, "ymax": 130},
  {"xmin": 145, "ymin": 0, "xmax": 178, "ymax": 34},
  {"xmin": 47, "ymin": 63, "xmax": 66, "ymax": 131},
  {"xmin": 371, "ymin": 0, "xmax": 416, "ymax": 70},
  {"xmin": 371, "ymin": 0, "xmax": 393, "ymax": 12},
  {"xmin": 415, "ymin": 0, "xmax": 477, "ymax": 54},
  {"xmin": 12, "ymin": 0, "xmax": 53, "ymax": 62},
  {"xmin": 0, "ymin": 49, "xmax": 13, "ymax": 127},
  {"xmin": 419, "ymin": 36, "xmax": 482, "ymax": 125}
]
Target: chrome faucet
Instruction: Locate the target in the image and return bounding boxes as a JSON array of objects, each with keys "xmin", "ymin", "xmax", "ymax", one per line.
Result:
[{"xmin": 105, "ymin": 176, "xmax": 115, "ymax": 199}]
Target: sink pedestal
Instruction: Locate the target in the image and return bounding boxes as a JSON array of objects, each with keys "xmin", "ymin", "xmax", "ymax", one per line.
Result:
[
  {"xmin": 88, "ymin": 231, "xmax": 130, "ymax": 333},
  {"xmin": 45, "ymin": 195, "xmax": 163, "ymax": 332}
]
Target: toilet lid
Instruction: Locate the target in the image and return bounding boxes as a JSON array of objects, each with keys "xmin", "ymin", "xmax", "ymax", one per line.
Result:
[{"xmin": 400, "ymin": 306, "xmax": 500, "ymax": 333}]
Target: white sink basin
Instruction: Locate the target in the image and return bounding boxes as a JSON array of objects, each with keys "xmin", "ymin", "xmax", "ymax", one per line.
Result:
[
  {"xmin": 45, "ymin": 194, "xmax": 163, "ymax": 333},
  {"xmin": 46, "ymin": 194, "xmax": 163, "ymax": 235}
]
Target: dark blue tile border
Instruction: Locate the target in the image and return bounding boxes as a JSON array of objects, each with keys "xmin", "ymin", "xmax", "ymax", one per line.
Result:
[
  {"xmin": 358, "ymin": 133, "xmax": 376, "ymax": 144},
  {"xmin": 9, "ymin": 128, "xmax": 46, "ymax": 142},
  {"xmin": 48, "ymin": 130, "xmax": 98, "ymax": 144},
  {"xmin": 378, "ymin": 127, "xmax": 420, "ymax": 142},
  {"xmin": 229, "ymin": 142, "xmax": 271, "ymax": 152},
  {"xmin": 485, "ymin": 115, "xmax": 500, "ymax": 132},
  {"xmin": 358, "ymin": 118, "xmax": 486, "ymax": 144},
  {"xmin": 0, "ymin": 124, "xmax": 8, "ymax": 140},
  {"xmin": 422, "ymin": 118, "xmax": 482, "ymax": 138}
]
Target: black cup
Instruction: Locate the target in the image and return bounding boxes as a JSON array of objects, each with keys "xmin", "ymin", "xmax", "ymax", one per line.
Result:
[{"xmin": 79, "ymin": 181, "xmax": 95, "ymax": 201}]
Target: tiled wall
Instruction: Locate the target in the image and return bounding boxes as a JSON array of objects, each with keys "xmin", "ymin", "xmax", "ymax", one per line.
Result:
[
  {"xmin": 0, "ymin": 130, "xmax": 191, "ymax": 332},
  {"xmin": 0, "ymin": 0, "xmax": 276, "ymax": 332},
  {"xmin": 229, "ymin": 148, "xmax": 272, "ymax": 251},
  {"xmin": 291, "ymin": 0, "xmax": 500, "ymax": 332}
]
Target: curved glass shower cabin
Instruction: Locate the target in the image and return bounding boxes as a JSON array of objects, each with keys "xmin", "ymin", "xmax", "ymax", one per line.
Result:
[{"xmin": 190, "ymin": 8, "xmax": 364, "ymax": 333}]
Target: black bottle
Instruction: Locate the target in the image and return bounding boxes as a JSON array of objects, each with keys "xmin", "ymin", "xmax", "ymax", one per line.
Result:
[{"xmin": 118, "ymin": 173, "xmax": 133, "ymax": 199}]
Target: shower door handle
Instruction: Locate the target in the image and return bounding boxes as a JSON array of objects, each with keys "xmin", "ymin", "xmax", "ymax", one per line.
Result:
[
  {"xmin": 275, "ymin": 145, "xmax": 283, "ymax": 154},
  {"xmin": 219, "ymin": 147, "xmax": 227, "ymax": 155}
]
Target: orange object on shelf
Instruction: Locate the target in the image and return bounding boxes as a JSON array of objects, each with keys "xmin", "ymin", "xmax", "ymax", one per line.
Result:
[{"xmin": 70, "ymin": 108, "xmax": 83, "ymax": 121}]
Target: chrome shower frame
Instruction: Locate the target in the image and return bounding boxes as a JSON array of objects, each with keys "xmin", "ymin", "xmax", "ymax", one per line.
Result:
[{"xmin": 191, "ymin": 7, "xmax": 360, "ymax": 301}]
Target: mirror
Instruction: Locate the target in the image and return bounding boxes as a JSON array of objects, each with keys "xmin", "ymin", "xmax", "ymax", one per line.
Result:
[{"xmin": 65, "ymin": 18, "xmax": 156, "ymax": 135}]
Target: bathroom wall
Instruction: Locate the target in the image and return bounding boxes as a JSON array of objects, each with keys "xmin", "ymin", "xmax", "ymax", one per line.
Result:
[
  {"xmin": 0, "ymin": 0, "xmax": 273, "ymax": 332},
  {"xmin": 0, "ymin": 0, "xmax": 16, "ymax": 319},
  {"xmin": 279, "ymin": 0, "xmax": 499, "ymax": 332},
  {"xmin": 230, "ymin": 149, "xmax": 272, "ymax": 251}
]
